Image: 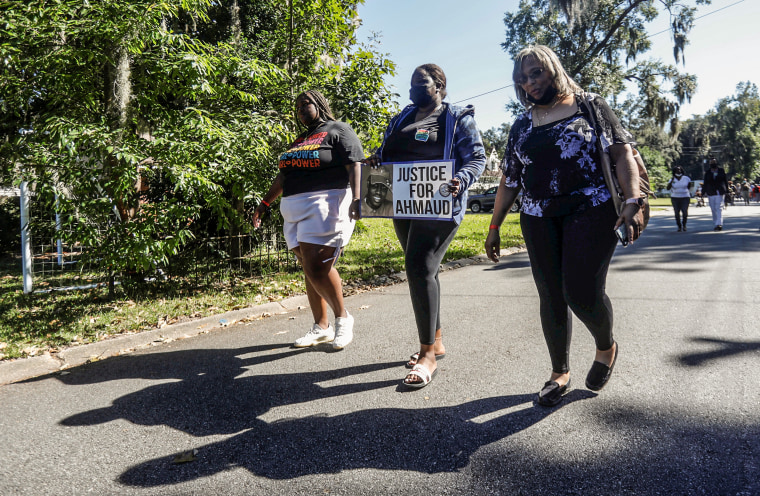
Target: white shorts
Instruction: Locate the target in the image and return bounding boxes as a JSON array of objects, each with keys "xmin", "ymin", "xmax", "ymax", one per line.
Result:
[{"xmin": 280, "ymin": 188, "xmax": 355, "ymax": 251}]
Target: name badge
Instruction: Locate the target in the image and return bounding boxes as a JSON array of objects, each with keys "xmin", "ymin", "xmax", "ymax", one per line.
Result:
[{"xmin": 415, "ymin": 129, "xmax": 430, "ymax": 142}]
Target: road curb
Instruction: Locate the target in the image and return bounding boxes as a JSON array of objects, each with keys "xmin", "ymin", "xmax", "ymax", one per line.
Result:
[
  {"xmin": 0, "ymin": 248, "xmax": 526, "ymax": 386},
  {"xmin": 0, "ymin": 295, "xmax": 311, "ymax": 386}
]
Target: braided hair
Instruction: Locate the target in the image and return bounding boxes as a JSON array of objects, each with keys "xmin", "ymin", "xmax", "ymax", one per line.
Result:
[{"xmin": 296, "ymin": 89, "xmax": 336, "ymax": 127}]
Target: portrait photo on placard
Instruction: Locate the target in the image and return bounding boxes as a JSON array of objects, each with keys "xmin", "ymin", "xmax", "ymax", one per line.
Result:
[{"xmin": 361, "ymin": 163, "xmax": 394, "ymax": 218}]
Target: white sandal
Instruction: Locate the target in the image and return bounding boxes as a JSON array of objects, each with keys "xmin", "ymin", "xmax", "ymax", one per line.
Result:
[{"xmin": 403, "ymin": 363, "xmax": 437, "ymax": 389}]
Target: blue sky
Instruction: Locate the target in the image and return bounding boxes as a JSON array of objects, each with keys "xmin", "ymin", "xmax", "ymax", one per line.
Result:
[{"xmin": 356, "ymin": 0, "xmax": 760, "ymax": 132}]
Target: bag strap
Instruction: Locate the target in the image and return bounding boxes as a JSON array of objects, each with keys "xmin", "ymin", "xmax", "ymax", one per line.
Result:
[{"xmin": 582, "ymin": 93, "xmax": 624, "ymax": 213}]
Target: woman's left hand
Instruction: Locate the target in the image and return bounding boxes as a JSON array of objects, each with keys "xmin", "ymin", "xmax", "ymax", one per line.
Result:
[
  {"xmin": 614, "ymin": 203, "xmax": 644, "ymax": 243},
  {"xmin": 349, "ymin": 198, "xmax": 361, "ymax": 220},
  {"xmin": 446, "ymin": 177, "xmax": 461, "ymax": 197}
]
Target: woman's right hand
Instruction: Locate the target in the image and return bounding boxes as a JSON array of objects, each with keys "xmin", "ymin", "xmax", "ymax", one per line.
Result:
[
  {"xmin": 485, "ymin": 228, "xmax": 501, "ymax": 263},
  {"xmin": 614, "ymin": 203, "xmax": 644, "ymax": 243},
  {"xmin": 250, "ymin": 204, "xmax": 269, "ymax": 229},
  {"xmin": 362, "ymin": 154, "xmax": 380, "ymax": 167}
]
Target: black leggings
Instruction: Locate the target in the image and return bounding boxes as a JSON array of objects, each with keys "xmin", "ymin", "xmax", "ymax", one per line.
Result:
[
  {"xmin": 520, "ymin": 202, "xmax": 618, "ymax": 374},
  {"xmin": 393, "ymin": 219, "xmax": 459, "ymax": 345},
  {"xmin": 671, "ymin": 197, "xmax": 690, "ymax": 227}
]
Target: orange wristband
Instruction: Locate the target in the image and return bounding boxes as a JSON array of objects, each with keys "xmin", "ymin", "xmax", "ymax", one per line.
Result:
[{"xmin": 261, "ymin": 200, "xmax": 270, "ymax": 207}]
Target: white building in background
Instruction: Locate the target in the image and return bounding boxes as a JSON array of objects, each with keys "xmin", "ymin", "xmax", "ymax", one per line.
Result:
[{"xmin": 485, "ymin": 148, "xmax": 499, "ymax": 173}]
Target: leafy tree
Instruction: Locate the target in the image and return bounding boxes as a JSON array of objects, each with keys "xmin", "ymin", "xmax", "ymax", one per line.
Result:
[
  {"xmin": 673, "ymin": 114, "xmax": 716, "ymax": 179},
  {"xmin": 481, "ymin": 123, "xmax": 512, "ymax": 161},
  {"xmin": 708, "ymin": 82, "xmax": 760, "ymax": 180},
  {"xmin": 619, "ymin": 98, "xmax": 682, "ymax": 190},
  {"xmin": 502, "ymin": 0, "xmax": 709, "ymax": 126},
  {"xmin": 0, "ymin": 0, "xmax": 396, "ymax": 284},
  {"xmin": 675, "ymin": 83, "xmax": 760, "ymax": 181}
]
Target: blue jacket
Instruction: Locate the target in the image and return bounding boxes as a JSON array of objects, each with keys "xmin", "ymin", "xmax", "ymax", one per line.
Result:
[{"xmin": 377, "ymin": 103, "xmax": 486, "ymax": 224}]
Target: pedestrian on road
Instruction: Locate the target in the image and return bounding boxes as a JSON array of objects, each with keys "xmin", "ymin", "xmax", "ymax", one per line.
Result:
[
  {"xmin": 702, "ymin": 157, "xmax": 729, "ymax": 231},
  {"xmin": 666, "ymin": 165, "xmax": 692, "ymax": 231},
  {"xmin": 252, "ymin": 90, "xmax": 363, "ymax": 350},
  {"xmin": 365, "ymin": 63, "xmax": 486, "ymax": 388},
  {"xmin": 485, "ymin": 45, "xmax": 645, "ymax": 406},
  {"xmin": 741, "ymin": 180, "xmax": 751, "ymax": 205}
]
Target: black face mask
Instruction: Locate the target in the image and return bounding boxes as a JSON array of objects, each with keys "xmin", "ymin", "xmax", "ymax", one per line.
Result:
[
  {"xmin": 525, "ymin": 84, "xmax": 558, "ymax": 105},
  {"xmin": 410, "ymin": 85, "xmax": 434, "ymax": 107}
]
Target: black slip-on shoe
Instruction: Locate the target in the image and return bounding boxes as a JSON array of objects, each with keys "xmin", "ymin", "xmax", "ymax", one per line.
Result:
[
  {"xmin": 537, "ymin": 379, "xmax": 571, "ymax": 407},
  {"xmin": 586, "ymin": 343, "xmax": 619, "ymax": 391}
]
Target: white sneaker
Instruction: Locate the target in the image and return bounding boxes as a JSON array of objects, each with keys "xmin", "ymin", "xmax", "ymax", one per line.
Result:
[
  {"xmin": 332, "ymin": 311, "xmax": 354, "ymax": 350},
  {"xmin": 293, "ymin": 323, "xmax": 335, "ymax": 348}
]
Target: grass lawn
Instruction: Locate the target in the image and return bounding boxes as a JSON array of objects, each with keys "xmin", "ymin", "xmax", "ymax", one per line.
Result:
[
  {"xmin": 0, "ymin": 212, "xmax": 523, "ymax": 360},
  {"xmin": 649, "ymin": 197, "xmax": 675, "ymax": 209}
]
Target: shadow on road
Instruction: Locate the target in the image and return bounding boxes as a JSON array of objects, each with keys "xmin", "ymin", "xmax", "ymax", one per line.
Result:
[
  {"xmin": 54, "ymin": 344, "xmax": 592, "ymax": 486},
  {"xmin": 49, "ymin": 343, "xmax": 758, "ymax": 495},
  {"xmin": 116, "ymin": 392, "xmax": 591, "ymax": 486},
  {"xmin": 58, "ymin": 345, "xmax": 400, "ymax": 436},
  {"xmin": 677, "ymin": 336, "xmax": 760, "ymax": 367}
]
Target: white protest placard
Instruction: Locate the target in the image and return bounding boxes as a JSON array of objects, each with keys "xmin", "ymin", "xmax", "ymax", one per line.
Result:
[
  {"xmin": 360, "ymin": 160, "xmax": 455, "ymax": 220},
  {"xmin": 391, "ymin": 160, "xmax": 454, "ymax": 220}
]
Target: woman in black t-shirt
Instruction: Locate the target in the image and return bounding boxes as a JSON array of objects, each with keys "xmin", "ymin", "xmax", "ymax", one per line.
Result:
[
  {"xmin": 252, "ymin": 90, "xmax": 363, "ymax": 350},
  {"xmin": 485, "ymin": 46, "xmax": 645, "ymax": 407}
]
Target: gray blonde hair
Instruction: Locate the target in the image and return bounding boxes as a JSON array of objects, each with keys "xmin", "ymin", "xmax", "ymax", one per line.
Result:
[{"xmin": 512, "ymin": 45, "xmax": 582, "ymax": 107}]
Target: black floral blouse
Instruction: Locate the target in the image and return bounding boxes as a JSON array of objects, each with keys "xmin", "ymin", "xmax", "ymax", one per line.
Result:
[{"xmin": 501, "ymin": 93, "xmax": 633, "ymax": 217}]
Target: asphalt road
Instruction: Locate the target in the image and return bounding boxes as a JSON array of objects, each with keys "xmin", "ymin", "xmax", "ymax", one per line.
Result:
[{"xmin": 1, "ymin": 204, "xmax": 758, "ymax": 495}]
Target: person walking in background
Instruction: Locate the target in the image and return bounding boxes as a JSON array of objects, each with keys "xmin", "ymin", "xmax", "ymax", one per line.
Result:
[
  {"xmin": 485, "ymin": 45, "xmax": 645, "ymax": 407},
  {"xmin": 365, "ymin": 63, "xmax": 486, "ymax": 389},
  {"xmin": 725, "ymin": 181, "xmax": 736, "ymax": 207},
  {"xmin": 741, "ymin": 180, "xmax": 751, "ymax": 205},
  {"xmin": 702, "ymin": 157, "xmax": 728, "ymax": 231},
  {"xmin": 666, "ymin": 166, "xmax": 692, "ymax": 231},
  {"xmin": 695, "ymin": 185, "xmax": 705, "ymax": 207},
  {"xmin": 252, "ymin": 90, "xmax": 363, "ymax": 350}
]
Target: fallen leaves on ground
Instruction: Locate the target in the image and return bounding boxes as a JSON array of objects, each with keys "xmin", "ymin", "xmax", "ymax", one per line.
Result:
[{"xmin": 172, "ymin": 449, "xmax": 197, "ymax": 464}]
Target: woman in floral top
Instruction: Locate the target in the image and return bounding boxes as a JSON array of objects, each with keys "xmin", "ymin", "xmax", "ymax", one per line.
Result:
[{"xmin": 485, "ymin": 45, "xmax": 645, "ymax": 407}]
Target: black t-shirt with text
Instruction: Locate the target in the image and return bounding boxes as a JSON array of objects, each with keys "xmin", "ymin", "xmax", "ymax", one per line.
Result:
[
  {"xmin": 278, "ymin": 120, "xmax": 364, "ymax": 197},
  {"xmin": 381, "ymin": 105, "xmax": 446, "ymax": 163}
]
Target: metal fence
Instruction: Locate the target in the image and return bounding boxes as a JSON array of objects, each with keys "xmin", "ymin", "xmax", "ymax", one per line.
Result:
[
  {"xmin": 3, "ymin": 186, "xmax": 300, "ymax": 293},
  {"xmin": 164, "ymin": 226, "xmax": 299, "ymax": 286},
  {"xmin": 22, "ymin": 213, "xmax": 298, "ymax": 293},
  {"xmin": 27, "ymin": 233, "xmax": 296, "ymax": 292}
]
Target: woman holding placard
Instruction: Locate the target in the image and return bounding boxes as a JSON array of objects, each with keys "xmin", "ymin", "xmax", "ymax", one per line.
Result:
[{"xmin": 365, "ymin": 63, "xmax": 486, "ymax": 388}]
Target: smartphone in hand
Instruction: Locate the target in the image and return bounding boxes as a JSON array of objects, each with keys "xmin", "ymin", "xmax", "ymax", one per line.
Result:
[{"xmin": 615, "ymin": 225, "xmax": 629, "ymax": 247}]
